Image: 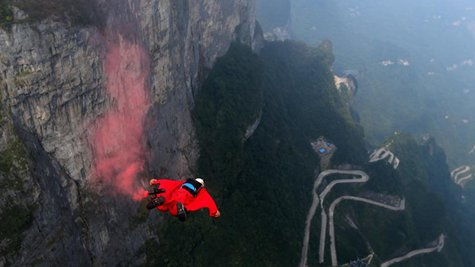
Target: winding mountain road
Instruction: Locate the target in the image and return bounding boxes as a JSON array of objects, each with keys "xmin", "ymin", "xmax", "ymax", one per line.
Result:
[
  {"xmin": 300, "ymin": 144, "xmax": 407, "ymax": 267},
  {"xmin": 299, "ymin": 170, "xmax": 369, "ymax": 267},
  {"xmin": 328, "ymin": 196, "xmax": 406, "ymax": 266},
  {"xmin": 299, "ymin": 141, "xmax": 446, "ymax": 267},
  {"xmin": 380, "ymin": 234, "xmax": 445, "ymax": 267},
  {"xmin": 457, "ymin": 174, "xmax": 473, "ymax": 187},
  {"xmin": 299, "ymin": 170, "xmax": 323, "ymax": 267},
  {"xmin": 451, "ymin": 165, "xmax": 470, "ymax": 179},
  {"xmin": 451, "ymin": 165, "xmax": 473, "ymax": 186},
  {"xmin": 318, "ymin": 171, "xmax": 369, "ymax": 263},
  {"xmin": 369, "ymin": 147, "xmax": 400, "ymax": 169}
]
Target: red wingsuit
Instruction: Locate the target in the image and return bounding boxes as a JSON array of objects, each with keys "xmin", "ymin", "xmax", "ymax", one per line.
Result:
[{"xmin": 150, "ymin": 179, "xmax": 219, "ymax": 217}]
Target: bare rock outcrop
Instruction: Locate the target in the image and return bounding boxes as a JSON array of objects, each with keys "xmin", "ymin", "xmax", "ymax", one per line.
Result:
[{"xmin": 0, "ymin": 0, "xmax": 259, "ymax": 265}]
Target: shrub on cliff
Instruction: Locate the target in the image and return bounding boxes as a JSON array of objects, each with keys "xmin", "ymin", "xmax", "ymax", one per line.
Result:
[{"xmin": 0, "ymin": 4, "xmax": 13, "ymax": 28}]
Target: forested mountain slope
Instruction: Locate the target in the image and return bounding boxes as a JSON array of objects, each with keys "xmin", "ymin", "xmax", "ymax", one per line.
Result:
[{"xmin": 147, "ymin": 40, "xmax": 475, "ymax": 266}]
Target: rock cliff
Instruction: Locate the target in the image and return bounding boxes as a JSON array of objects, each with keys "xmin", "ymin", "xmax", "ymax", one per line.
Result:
[{"xmin": 0, "ymin": 0, "xmax": 259, "ymax": 265}]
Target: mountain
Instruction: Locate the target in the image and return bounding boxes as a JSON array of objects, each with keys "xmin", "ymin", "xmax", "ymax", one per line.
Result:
[
  {"xmin": 1, "ymin": 0, "xmax": 475, "ymax": 266},
  {"xmin": 256, "ymin": 0, "xmax": 475, "ymax": 266},
  {"xmin": 0, "ymin": 0, "xmax": 259, "ymax": 265},
  {"xmin": 288, "ymin": 0, "xmax": 475, "ymax": 167},
  {"xmin": 149, "ymin": 37, "xmax": 475, "ymax": 266},
  {"xmin": 185, "ymin": 39, "xmax": 475, "ymax": 266}
]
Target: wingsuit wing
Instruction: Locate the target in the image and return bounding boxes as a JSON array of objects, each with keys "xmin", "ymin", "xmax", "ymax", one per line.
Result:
[{"xmin": 185, "ymin": 188, "xmax": 218, "ymax": 216}]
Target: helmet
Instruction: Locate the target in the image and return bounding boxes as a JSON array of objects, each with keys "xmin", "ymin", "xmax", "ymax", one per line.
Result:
[{"xmin": 195, "ymin": 178, "xmax": 204, "ymax": 187}]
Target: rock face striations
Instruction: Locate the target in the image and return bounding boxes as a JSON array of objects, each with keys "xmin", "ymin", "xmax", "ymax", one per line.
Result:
[
  {"xmin": 0, "ymin": 0, "xmax": 258, "ymax": 265},
  {"xmin": 136, "ymin": 0, "xmax": 260, "ymax": 178}
]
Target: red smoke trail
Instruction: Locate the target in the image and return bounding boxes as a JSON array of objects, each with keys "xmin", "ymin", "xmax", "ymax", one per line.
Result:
[{"xmin": 89, "ymin": 36, "xmax": 150, "ymax": 201}]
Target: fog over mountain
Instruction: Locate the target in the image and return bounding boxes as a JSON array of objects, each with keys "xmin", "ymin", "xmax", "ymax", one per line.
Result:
[
  {"xmin": 292, "ymin": 0, "xmax": 475, "ymax": 166},
  {"xmin": 258, "ymin": 0, "xmax": 475, "ymax": 266}
]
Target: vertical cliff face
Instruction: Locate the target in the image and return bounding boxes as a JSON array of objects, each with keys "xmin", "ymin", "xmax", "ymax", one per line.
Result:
[
  {"xmin": 0, "ymin": 0, "xmax": 258, "ymax": 265},
  {"xmin": 0, "ymin": 19, "xmax": 105, "ymax": 183},
  {"xmin": 137, "ymin": 0, "xmax": 259, "ymax": 178}
]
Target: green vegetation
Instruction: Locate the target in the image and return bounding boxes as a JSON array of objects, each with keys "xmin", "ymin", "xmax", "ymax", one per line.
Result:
[
  {"xmin": 334, "ymin": 134, "xmax": 468, "ymax": 266},
  {"xmin": 286, "ymin": 0, "xmax": 475, "ymax": 166},
  {"xmin": 193, "ymin": 42, "xmax": 264, "ymax": 191},
  {"xmin": 0, "ymin": 136, "xmax": 28, "ymax": 176},
  {"xmin": 0, "ymin": 0, "xmax": 102, "ymax": 26},
  {"xmin": 137, "ymin": 238, "xmax": 161, "ymax": 267},
  {"xmin": 0, "ymin": 204, "xmax": 35, "ymax": 256},
  {"xmin": 149, "ymin": 41, "xmax": 368, "ymax": 266},
  {"xmin": 0, "ymin": 4, "xmax": 14, "ymax": 28},
  {"xmin": 141, "ymin": 18, "xmax": 474, "ymax": 265},
  {"xmin": 0, "ymin": 120, "xmax": 33, "ymax": 259},
  {"xmin": 17, "ymin": 69, "xmax": 32, "ymax": 77},
  {"xmin": 268, "ymin": 3, "xmax": 475, "ymax": 262},
  {"xmin": 130, "ymin": 199, "xmax": 151, "ymax": 230},
  {"xmin": 0, "ymin": 138, "xmax": 28, "ymax": 174}
]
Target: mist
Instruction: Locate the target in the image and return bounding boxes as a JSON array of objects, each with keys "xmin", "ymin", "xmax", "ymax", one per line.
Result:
[
  {"xmin": 259, "ymin": 0, "xmax": 475, "ymax": 166},
  {"xmin": 3, "ymin": 0, "xmax": 475, "ymax": 265},
  {"xmin": 257, "ymin": 0, "xmax": 475, "ymax": 265}
]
